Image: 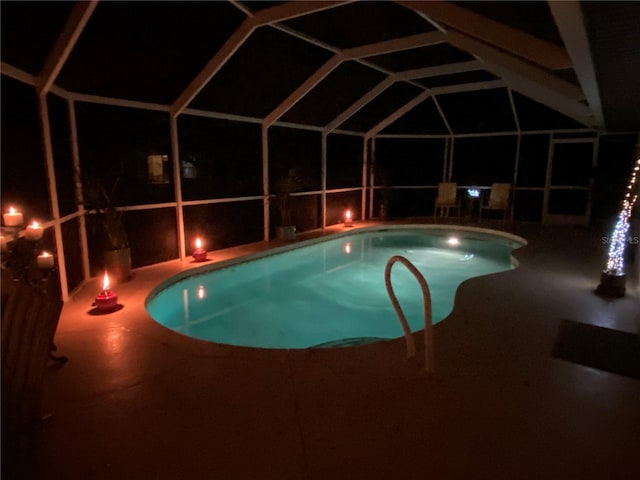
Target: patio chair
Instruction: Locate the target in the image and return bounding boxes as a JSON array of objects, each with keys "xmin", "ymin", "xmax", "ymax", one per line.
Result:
[
  {"xmin": 433, "ymin": 182, "xmax": 460, "ymax": 220},
  {"xmin": 479, "ymin": 183, "xmax": 512, "ymax": 221}
]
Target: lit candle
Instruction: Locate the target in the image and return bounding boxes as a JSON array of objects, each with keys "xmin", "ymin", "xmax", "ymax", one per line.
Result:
[
  {"xmin": 37, "ymin": 250, "xmax": 54, "ymax": 269},
  {"xmin": 193, "ymin": 237, "xmax": 207, "ymax": 262},
  {"xmin": 344, "ymin": 209, "xmax": 353, "ymax": 227},
  {"xmin": 1, "ymin": 235, "xmax": 7, "ymax": 253},
  {"xmin": 25, "ymin": 221, "xmax": 43, "ymax": 241},
  {"xmin": 3, "ymin": 207, "xmax": 23, "ymax": 227},
  {"xmin": 95, "ymin": 271, "xmax": 118, "ymax": 312}
]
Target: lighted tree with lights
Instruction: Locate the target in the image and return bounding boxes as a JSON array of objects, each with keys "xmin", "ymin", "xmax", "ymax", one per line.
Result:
[{"xmin": 596, "ymin": 147, "xmax": 640, "ymax": 297}]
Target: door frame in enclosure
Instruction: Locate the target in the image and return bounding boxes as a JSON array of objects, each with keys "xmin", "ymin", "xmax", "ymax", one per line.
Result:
[{"xmin": 543, "ymin": 136, "xmax": 598, "ymax": 226}]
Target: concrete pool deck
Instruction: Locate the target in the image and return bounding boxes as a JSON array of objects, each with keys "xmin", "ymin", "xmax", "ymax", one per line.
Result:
[{"xmin": 5, "ymin": 220, "xmax": 640, "ymax": 479}]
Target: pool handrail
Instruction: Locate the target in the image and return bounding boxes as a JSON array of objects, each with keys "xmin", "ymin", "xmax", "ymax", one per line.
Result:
[{"xmin": 384, "ymin": 255, "xmax": 434, "ymax": 375}]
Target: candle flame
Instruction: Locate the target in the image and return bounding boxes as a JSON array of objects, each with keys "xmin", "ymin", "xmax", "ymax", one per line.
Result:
[
  {"xmin": 9, "ymin": 207, "xmax": 16, "ymax": 214},
  {"xmin": 30, "ymin": 221, "xmax": 40, "ymax": 228},
  {"xmin": 102, "ymin": 271, "xmax": 110, "ymax": 291},
  {"xmin": 41, "ymin": 251, "xmax": 51, "ymax": 257},
  {"xmin": 345, "ymin": 209, "xmax": 352, "ymax": 220},
  {"xmin": 195, "ymin": 237, "xmax": 202, "ymax": 249}
]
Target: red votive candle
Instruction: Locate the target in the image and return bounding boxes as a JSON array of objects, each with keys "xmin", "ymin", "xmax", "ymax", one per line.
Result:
[
  {"xmin": 193, "ymin": 237, "xmax": 207, "ymax": 262},
  {"xmin": 95, "ymin": 271, "xmax": 118, "ymax": 312},
  {"xmin": 95, "ymin": 289, "xmax": 118, "ymax": 311}
]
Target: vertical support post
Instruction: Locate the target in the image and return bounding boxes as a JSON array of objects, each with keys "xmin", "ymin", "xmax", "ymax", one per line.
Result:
[
  {"xmin": 433, "ymin": 94, "xmax": 453, "ymax": 183},
  {"xmin": 508, "ymin": 87, "xmax": 522, "ymax": 222},
  {"xmin": 512, "ymin": 133, "xmax": 522, "ymax": 221},
  {"xmin": 67, "ymin": 99, "xmax": 90, "ymax": 282},
  {"xmin": 543, "ymin": 133, "xmax": 555, "ymax": 223},
  {"xmin": 369, "ymin": 137, "xmax": 376, "ymax": 218},
  {"xmin": 361, "ymin": 137, "xmax": 368, "ymax": 221},
  {"xmin": 585, "ymin": 132, "xmax": 600, "ymax": 223},
  {"xmin": 512, "ymin": 136, "xmax": 522, "ymax": 185},
  {"xmin": 170, "ymin": 115, "xmax": 186, "ymax": 261},
  {"xmin": 321, "ymin": 132, "xmax": 327, "ymax": 229},
  {"xmin": 262, "ymin": 125, "xmax": 270, "ymax": 241},
  {"xmin": 442, "ymin": 137, "xmax": 449, "ymax": 181},
  {"xmin": 38, "ymin": 94, "xmax": 69, "ymax": 301},
  {"xmin": 448, "ymin": 136, "xmax": 455, "ymax": 181}
]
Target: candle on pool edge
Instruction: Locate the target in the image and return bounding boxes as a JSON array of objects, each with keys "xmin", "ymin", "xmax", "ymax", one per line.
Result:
[
  {"xmin": 37, "ymin": 250, "xmax": 54, "ymax": 269},
  {"xmin": 3, "ymin": 207, "xmax": 23, "ymax": 227},
  {"xmin": 25, "ymin": 221, "xmax": 43, "ymax": 241},
  {"xmin": 95, "ymin": 271, "xmax": 118, "ymax": 312},
  {"xmin": 193, "ymin": 237, "xmax": 207, "ymax": 262}
]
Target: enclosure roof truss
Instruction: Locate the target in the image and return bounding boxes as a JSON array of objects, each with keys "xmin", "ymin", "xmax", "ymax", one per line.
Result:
[{"xmin": 4, "ymin": 0, "xmax": 605, "ymax": 133}]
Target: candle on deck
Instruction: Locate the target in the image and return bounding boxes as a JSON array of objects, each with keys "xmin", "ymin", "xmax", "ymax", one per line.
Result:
[
  {"xmin": 193, "ymin": 237, "xmax": 207, "ymax": 262},
  {"xmin": 37, "ymin": 250, "xmax": 54, "ymax": 269},
  {"xmin": 25, "ymin": 221, "xmax": 43, "ymax": 240},
  {"xmin": 344, "ymin": 209, "xmax": 353, "ymax": 227},
  {"xmin": 3, "ymin": 207, "xmax": 23, "ymax": 227},
  {"xmin": 95, "ymin": 271, "xmax": 118, "ymax": 312}
]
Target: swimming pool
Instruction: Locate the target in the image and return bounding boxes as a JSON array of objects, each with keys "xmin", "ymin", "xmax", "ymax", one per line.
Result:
[{"xmin": 146, "ymin": 226, "xmax": 525, "ymax": 349}]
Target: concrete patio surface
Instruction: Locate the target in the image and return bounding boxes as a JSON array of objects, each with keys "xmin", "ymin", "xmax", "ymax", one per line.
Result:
[{"xmin": 4, "ymin": 220, "xmax": 640, "ymax": 480}]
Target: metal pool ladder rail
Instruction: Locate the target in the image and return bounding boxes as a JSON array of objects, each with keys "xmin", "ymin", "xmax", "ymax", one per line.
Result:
[{"xmin": 384, "ymin": 255, "xmax": 434, "ymax": 375}]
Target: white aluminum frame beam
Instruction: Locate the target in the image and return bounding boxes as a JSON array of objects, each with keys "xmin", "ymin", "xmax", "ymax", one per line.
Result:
[
  {"xmin": 264, "ymin": 53, "xmax": 343, "ymax": 127},
  {"xmin": 397, "ymin": 0, "xmax": 572, "ymax": 70},
  {"xmin": 548, "ymin": 1, "xmax": 604, "ymax": 127},
  {"xmin": 263, "ymin": 31, "xmax": 445, "ymax": 128},
  {"xmin": 342, "ymin": 31, "xmax": 445, "ymax": 59},
  {"xmin": 432, "ymin": 96, "xmax": 453, "ymax": 136},
  {"xmin": 261, "ymin": 125, "xmax": 270, "ymax": 241},
  {"xmin": 324, "ymin": 56, "xmax": 504, "ymax": 134},
  {"xmin": 36, "ymin": 0, "xmax": 98, "ymax": 95},
  {"xmin": 431, "ymin": 79, "xmax": 505, "ymax": 96},
  {"xmin": 229, "ymin": 0, "xmax": 254, "ymax": 17},
  {"xmin": 446, "ymin": 30, "xmax": 595, "ymax": 127},
  {"xmin": 171, "ymin": 19, "xmax": 255, "ymax": 117},
  {"xmin": 172, "ymin": 1, "xmax": 350, "ymax": 116},
  {"xmin": 366, "ymin": 90, "xmax": 433, "ymax": 139},
  {"xmin": 1, "ymin": 61, "xmax": 35, "ymax": 85},
  {"xmin": 447, "ymin": 31, "xmax": 583, "ymax": 101},
  {"xmin": 256, "ymin": 1, "xmax": 353, "ymax": 24},
  {"xmin": 399, "ymin": 60, "xmax": 482, "ymax": 81},
  {"xmin": 324, "ymin": 77, "xmax": 396, "ymax": 134},
  {"xmin": 170, "ymin": 116, "xmax": 186, "ymax": 260},
  {"xmin": 364, "ymin": 79, "xmax": 505, "ymax": 138},
  {"xmin": 68, "ymin": 99, "xmax": 91, "ymax": 282},
  {"xmin": 38, "ymin": 95, "xmax": 69, "ymax": 301},
  {"xmin": 361, "ymin": 137, "xmax": 368, "ymax": 220}
]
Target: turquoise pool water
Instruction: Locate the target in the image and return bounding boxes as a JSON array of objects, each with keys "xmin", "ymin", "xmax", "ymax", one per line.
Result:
[{"xmin": 146, "ymin": 227, "xmax": 523, "ymax": 349}]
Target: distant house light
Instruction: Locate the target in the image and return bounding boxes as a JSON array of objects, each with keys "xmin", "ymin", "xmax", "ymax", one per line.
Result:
[
  {"xmin": 181, "ymin": 160, "xmax": 196, "ymax": 179},
  {"xmin": 467, "ymin": 188, "xmax": 480, "ymax": 198},
  {"xmin": 148, "ymin": 154, "xmax": 169, "ymax": 184}
]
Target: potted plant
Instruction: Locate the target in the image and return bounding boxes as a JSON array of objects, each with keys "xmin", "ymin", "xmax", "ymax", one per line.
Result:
[
  {"xmin": 82, "ymin": 176, "xmax": 131, "ymax": 283},
  {"xmin": 273, "ymin": 168, "xmax": 304, "ymax": 241}
]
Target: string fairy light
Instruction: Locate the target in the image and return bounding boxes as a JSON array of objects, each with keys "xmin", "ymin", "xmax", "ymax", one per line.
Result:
[{"xmin": 604, "ymin": 154, "xmax": 640, "ymax": 275}]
